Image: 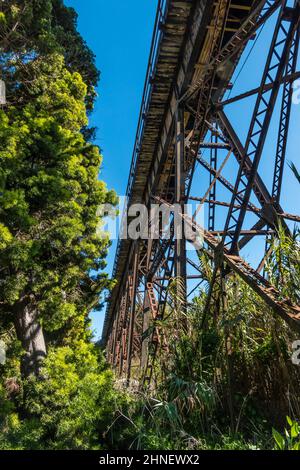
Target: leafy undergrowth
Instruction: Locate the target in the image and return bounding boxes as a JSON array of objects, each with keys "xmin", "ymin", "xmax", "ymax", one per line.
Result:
[
  {"xmin": 273, "ymin": 417, "xmax": 300, "ymax": 451},
  {"xmin": 0, "ymin": 343, "xmax": 124, "ymax": 450},
  {"xmin": 106, "ymin": 226, "xmax": 300, "ymax": 451}
]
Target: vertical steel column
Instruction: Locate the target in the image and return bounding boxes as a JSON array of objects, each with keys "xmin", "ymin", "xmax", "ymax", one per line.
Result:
[
  {"xmin": 264, "ymin": 24, "xmax": 300, "ymax": 271},
  {"xmin": 141, "ymin": 285, "xmax": 151, "ymax": 373},
  {"xmin": 208, "ymin": 128, "xmax": 218, "ymax": 231},
  {"xmin": 117, "ymin": 286, "xmax": 129, "ymax": 374},
  {"xmin": 141, "ymin": 236, "xmax": 153, "ymax": 374},
  {"xmin": 108, "ymin": 318, "xmax": 117, "ymax": 365},
  {"xmin": 223, "ymin": 2, "xmax": 299, "ymax": 254},
  {"xmin": 175, "ymin": 106, "xmax": 187, "ymax": 305},
  {"xmin": 272, "ymin": 26, "xmax": 300, "ymax": 203},
  {"xmin": 126, "ymin": 243, "xmax": 140, "ymax": 382}
]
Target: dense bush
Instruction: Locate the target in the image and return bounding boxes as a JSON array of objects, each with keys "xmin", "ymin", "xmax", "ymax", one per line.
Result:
[{"xmin": 0, "ymin": 341, "xmax": 125, "ymax": 450}]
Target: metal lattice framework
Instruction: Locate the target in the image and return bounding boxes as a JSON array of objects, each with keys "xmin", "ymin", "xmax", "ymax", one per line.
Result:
[{"xmin": 103, "ymin": 0, "xmax": 300, "ymax": 385}]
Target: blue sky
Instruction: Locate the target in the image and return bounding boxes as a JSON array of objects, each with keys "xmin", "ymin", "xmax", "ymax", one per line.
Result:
[
  {"xmin": 64, "ymin": 1, "xmax": 300, "ymax": 338},
  {"xmin": 64, "ymin": 0, "xmax": 157, "ymax": 336}
]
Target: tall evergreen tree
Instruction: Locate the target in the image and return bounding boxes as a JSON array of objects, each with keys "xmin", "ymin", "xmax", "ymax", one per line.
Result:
[{"xmin": 0, "ymin": 1, "xmax": 116, "ymax": 376}]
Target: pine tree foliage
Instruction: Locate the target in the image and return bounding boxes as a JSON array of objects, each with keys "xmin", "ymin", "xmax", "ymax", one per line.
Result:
[{"xmin": 0, "ymin": 0, "xmax": 120, "ymax": 449}]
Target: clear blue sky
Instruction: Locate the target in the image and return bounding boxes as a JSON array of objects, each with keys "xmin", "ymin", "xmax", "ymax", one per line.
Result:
[
  {"xmin": 64, "ymin": 1, "xmax": 300, "ymax": 339},
  {"xmin": 64, "ymin": 0, "xmax": 157, "ymax": 337}
]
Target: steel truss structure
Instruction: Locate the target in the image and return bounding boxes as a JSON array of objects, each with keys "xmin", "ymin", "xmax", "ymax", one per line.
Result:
[{"xmin": 103, "ymin": 0, "xmax": 300, "ymax": 385}]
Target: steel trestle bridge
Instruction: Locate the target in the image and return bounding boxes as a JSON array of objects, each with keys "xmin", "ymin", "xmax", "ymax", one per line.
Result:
[{"xmin": 102, "ymin": 0, "xmax": 300, "ymax": 384}]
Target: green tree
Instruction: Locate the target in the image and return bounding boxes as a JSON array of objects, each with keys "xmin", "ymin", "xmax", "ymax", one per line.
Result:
[
  {"xmin": 0, "ymin": 1, "xmax": 123, "ymax": 451},
  {"xmin": 0, "ymin": 1, "xmax": 116, "ymax": 377}
]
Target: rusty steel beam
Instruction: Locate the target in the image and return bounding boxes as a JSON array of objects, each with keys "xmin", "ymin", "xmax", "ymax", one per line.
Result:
[
  {"xmin": 218, "ymin": 70, "xmax": 300, "ymax": 107},
  {"xmin": 156, "ymin": 197, "xmax": 300, "ymax": 333}
]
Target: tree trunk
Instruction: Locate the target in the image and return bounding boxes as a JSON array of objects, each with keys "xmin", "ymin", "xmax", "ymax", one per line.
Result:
[{"xmin": 14, "ymin": 301, "xmax": 47, "ymax": 378}]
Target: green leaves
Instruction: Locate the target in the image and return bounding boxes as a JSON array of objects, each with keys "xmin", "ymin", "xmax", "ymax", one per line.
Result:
[
  {"xmin": 265, "ymin": 224, "xmax": 300, "ymax": 305},
  {"xmin": 272, "ymin": 428, "xmax": 285, "ymax": 450},
  {"xmin": 289, "ymin": 162, "xmax": 300, "ymax": 185},
  {"xmin": 24, "ymin": 343, "xmax": 115, "ymax": 449},
  {"xmin": 0, "ymin": 12, "xmax": 6, "ymax": 27},
  {"xmin": 0, "ymin": 48, "xmax": 114, "ymax": 330},
  {"xmin": 0, "ymin": 342, "xmax": 118, "ymax": 450},
  {"xmin": 273, "ymin": 417, "xmax": 300, "ymax": 450},
  {"xmin": 0, "ymin": 223, "xmax": 12, "ymax": 250}
]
